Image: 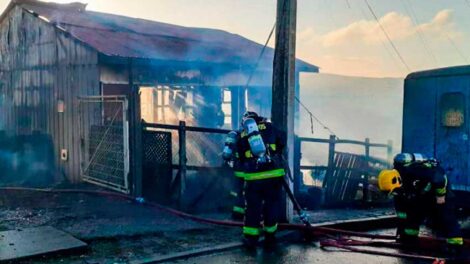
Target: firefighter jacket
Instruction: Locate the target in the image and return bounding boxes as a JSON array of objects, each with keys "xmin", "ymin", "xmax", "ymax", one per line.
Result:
[
  {"xmin": 232, "ymin": 131, "xmax": 245, "ymax": 178},
  {"xmin": 395, "ymin": 161, "xmax": 449, "ymax": 201},
  {"xmin": 392, "ymin": 162, "xmax": 462, "ymax": 245},
  {"xmin": 236, "ymin": 120, "xmax": 285, "ymax": 181}
]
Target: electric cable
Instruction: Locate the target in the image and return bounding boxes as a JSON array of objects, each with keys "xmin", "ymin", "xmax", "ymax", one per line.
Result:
[
  {"xmin": 400, "ymin": 0, "xmax": 438, "ymax": 66},
  {"xmin": 245, "ymin": 4, "xmax": 334, "ymax": 137},
  {"xmin": 354, "ymin": 1, "xmax": 404, "ymax": 72},
  {"xmin": 405, "ymin": 0, "xmax": 469, "ymax": 65},
  {"xmin": 446, "ymin": 34, "xmax": 470, "ymax": 64},
  {"xmin": 243, "ymin": 21, "xmax": 276, "ymax": 91},
  {"xmin": 364, "ymin": 0, "xmax": 412, "ymax": 72},
  {"xmin": 296, "ymin": 97, "xmax": 337, "ymax": 137}
]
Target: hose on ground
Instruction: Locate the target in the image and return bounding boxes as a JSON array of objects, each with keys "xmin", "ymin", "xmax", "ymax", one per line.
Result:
[
  {"xmin": 0, "ymin": 187, "xmax": 397, "ymax": 239},
  {"xmin": 1, "ymin": 186, "xmax": 469, "ymax": 258},
  {"xmin": 320, "ymin": 239, "xmax": 452, "ymax": 263}
]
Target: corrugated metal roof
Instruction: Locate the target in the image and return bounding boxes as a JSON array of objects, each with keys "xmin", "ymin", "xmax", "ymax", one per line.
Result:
[
  {"xmin": 406, "ymin": 65, "xmax": 470, "ymax": 80},
  {"xmin": 4, "ymin": 0, "xmax": 318, "ymax": 72}
]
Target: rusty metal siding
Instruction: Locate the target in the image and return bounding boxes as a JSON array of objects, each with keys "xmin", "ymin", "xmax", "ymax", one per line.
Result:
[
  {"xmin": 18, "ymin": 1, "xmax": 318, "ymax": 73},
  {"xmin": 55, "ymin": 33, "xmax": 100, "ymax": 182},
  {"xmin": 0, "ymin": 6, "xmax": 99, "ymax": 183}
]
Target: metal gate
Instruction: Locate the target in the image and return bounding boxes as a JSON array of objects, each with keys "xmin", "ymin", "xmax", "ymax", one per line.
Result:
[
  {"xmin": 142, "ymin": 130, "xmax": 173, "ymax": 203},
  {"xmin": 78, "ymin": 96, "xmax": 130, "ymax": 193}
]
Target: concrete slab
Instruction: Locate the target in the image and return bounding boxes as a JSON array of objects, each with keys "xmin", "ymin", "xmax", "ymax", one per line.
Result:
[{"xmin": 0, "ymin": 226, "xmax": 87, "ymax": 262}]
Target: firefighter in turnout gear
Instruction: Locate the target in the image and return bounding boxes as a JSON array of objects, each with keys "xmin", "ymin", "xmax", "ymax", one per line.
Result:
[
  {"xmin": 378, "ymin": 153, "xmax": 464, "ymax": 252},
  {"xmin": 222, "ymin": 130, "xmax": 245, "ymax": 220},
  {"xmin": 236, "ymin": 111, "xmax": 285, "ymax": 249}
]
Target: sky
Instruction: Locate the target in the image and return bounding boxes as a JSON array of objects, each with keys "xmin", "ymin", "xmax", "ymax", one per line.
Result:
[{"xmin": 1, "ymin": 0, "xmax": 469, "ymax": 78}]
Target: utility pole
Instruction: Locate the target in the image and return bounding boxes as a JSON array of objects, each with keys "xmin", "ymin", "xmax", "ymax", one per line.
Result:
[{"xmin": 272, "ymin": 0, "xmax": 297, "ymax": 222}]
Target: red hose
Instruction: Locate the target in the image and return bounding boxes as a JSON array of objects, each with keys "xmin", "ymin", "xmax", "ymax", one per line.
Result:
[
  {"xmin": 320, "ymin": 239, "xmax": 449, "ymax": 263},
  {"xmin": 0, "ymin": 187, "xmax": 392, "ymax": 236},
  {"xmin": 1, "ymin": 187, "xmax": 468, "ymax": 247}
]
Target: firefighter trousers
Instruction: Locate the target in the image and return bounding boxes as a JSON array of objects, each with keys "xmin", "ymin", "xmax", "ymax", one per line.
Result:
[
  {"xmin": 395, "ymin": 195, "xmax": 462, "ymax": 246},
  {"xmin": 231, "ymin": 176, "xmax": 245, "ymax": 219},
  {"xmin": 243, "ymin": 177, "xmax": 283, "ymax": 240}
]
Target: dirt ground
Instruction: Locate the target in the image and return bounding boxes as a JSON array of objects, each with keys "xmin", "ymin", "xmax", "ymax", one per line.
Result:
[
  {"xmin": 0, "ymin": 185, "xmax": 408, "ymax": 264},
  {"xmin": 0, "ymin": 186, "xmax": 241, "ymax": 264}
]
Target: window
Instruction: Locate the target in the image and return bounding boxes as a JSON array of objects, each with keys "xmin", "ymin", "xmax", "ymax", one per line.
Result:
[
  {"xmin": 140, "ymin": 87, "xmax": 157, "ymax": 123},
  {"xmin": 140, "ymin": 85, "xmax": 194, "ymax": 125},
  {"xmin": 222, "ymin": 89, "xmax": 232, "ymax": 126},
  {"xmin": 441, "ymin": 92, "xmax": 465, "ymax": 127}
]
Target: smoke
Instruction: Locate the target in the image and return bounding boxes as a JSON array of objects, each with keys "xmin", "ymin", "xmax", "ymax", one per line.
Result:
[
  {"xmin": 0, "ymin": 134, "xmax": 56, "ymax": 187},
  {"xmin": 298, "ymin": 73, "xmax": 404, "ymax": 166}
]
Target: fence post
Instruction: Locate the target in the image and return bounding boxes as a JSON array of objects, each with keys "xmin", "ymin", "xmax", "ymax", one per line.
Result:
[
  {"xmin": 387, "ymin": 140, "xmax": 393, "ymax": 164},
  {"xmin": 323, "ymin": 135, "xmax": 336, "ymax": 204},
  {"xmin": 293, "ymin": 135, "xmax": 301, "ymax": 196},
  {"xmin": 178, "ymin": 121, "xmax": 187, "ymax": 210},
  {"xmin": 325, "ymin": 135, "xmax": 336, "ymax": 184},
  {"xmin": 364, "ymin": 138, "xmax": 370, "ymax": 160},
  {"xmin": 363, "ymin": 138, "xmax": 370, "ymax": 203},
  {"xmin": 327, "ymin": 134, "xmax": 336, "ymax": 175}
]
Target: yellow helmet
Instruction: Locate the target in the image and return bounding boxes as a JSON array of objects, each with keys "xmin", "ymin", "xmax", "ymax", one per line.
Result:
[{"xmin": 378, "ymin": 169, "xmax": 402, "ymax": 193}]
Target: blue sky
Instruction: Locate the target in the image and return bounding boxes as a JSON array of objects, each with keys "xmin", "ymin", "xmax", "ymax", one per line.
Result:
[{"xmin": 1, "ymin": 0, "xmax": 469, "ymax": 77}]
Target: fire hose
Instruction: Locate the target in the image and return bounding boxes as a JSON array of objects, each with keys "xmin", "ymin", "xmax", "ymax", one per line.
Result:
[
  {"xmin": 1, "ymin": 187, "xmax": 469, "ymax": 263},
  {"xmin": 0, "ymin": 186, "xmax": 397, "ymax": 238},
  {"xmin": 320, "ymin": 239, "xmax": 451, "ymax": 263}
]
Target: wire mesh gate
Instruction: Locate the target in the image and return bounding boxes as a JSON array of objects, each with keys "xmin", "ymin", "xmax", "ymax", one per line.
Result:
[
  {"xmin": 78, "ymin": 96, "xmax": 130, "ymax": 194},
  {"xmin": 142, "ymin": 129, "xmax": 173, "ymax": 204}
]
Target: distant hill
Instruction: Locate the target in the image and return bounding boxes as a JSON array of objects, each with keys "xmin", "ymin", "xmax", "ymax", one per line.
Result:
[{"xmin": 298, "ymin": 73, "xmax": 404, "ymax": 165}]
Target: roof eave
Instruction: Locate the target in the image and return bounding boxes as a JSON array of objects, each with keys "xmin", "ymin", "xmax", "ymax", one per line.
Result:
[{"xmin": 100, "ymin": 53, "xmax": 318, "ymax": 73}]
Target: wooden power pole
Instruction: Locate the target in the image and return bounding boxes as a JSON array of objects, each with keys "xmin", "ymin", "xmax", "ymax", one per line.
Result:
[{"xmin": 272, "ymin": 0, "xmax": 297, "ymax": 221}]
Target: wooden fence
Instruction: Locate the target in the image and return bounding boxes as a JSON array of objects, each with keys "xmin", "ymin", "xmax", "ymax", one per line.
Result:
[
  {"xmin": 141, "ymin": 122, "xmax": 394, "ymax": 208},
  {"xmin": 143, "ymin": 121, "xmax": 231, "ymax": 210},
  {"xmin": 295, "ymin": 135, "xmax": 394, "ymax": 207}
]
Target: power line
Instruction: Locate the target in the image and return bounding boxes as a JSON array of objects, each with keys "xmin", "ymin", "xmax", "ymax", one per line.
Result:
[
  {"xmin": 296, "ymin": 97, "xmax": 338, "ymax": 137},
  {"xmin": 353, "ymin": 1, "xmax": 404, "ymax": 72},
  {"xmin": 446, "ymin": 35, "xmax": 470, "ymax": 64},
  {"xmin": 401, "ymin": 0, "xmax": 438, "ymax": 65},
  {"xmin": 243, "ymin": 9, "xmax": 324, "ymax": 136},
  {"xmin": 324, "ymin": 0, "xmax": 341, "ymax": 28},
  {"xmin": 244, "ymin": 21, "xmax": 276, "ymax": 90},
  {"xmin": 363, "ymin": 0, "xmax": 412, "ymax": 72},
  {"xmin": 406, "ymin": 0, "xmax": 469, "ymax": 65},
  {"xmin": 244, "ymin": 1, "xmax": 337, "ymax": 137}
]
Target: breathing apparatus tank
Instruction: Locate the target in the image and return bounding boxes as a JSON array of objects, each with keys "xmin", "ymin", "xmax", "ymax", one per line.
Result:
[
  {"xmin": 222, "ymin": 131, "xmax": 238, "ymax": 161},
  {"xmin": 242, "ymin": 118, "xmax": 269, "ymax": 164}
]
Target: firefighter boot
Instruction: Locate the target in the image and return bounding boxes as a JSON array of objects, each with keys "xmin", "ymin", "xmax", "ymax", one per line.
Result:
[
  {"xmin": 242, "ymin": 236, "xmax": 258, "ymax": 251},
  {"xmin": 397, "ymin": 234, "xmax": 419, "ymax": 246},
  {"xmin": 263, "ymin": 233, "xmax": 277, "ymax": 250},
  {"xmin": 445, "ymin": 243, "xmax": 468, "ymax": 263}
]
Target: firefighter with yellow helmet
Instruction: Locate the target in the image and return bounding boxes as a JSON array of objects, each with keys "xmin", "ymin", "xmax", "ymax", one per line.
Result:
[{"xmin": 378, "ymin": 153, "xmax": 463, "ymax": 253}]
